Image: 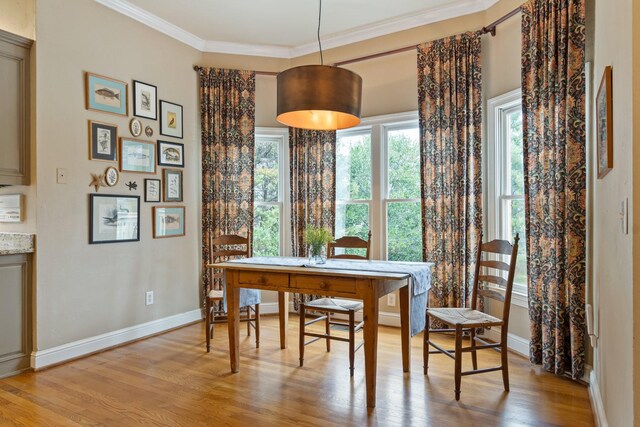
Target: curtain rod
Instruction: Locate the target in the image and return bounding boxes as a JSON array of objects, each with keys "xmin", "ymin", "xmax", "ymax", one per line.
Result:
[{"xmin": 251, "ymin": 6, "xmax": 520, "ymax": 73}]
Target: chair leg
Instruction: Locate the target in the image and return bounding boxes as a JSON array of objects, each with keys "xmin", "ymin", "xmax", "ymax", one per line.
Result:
[
  {"xmin": 348, "ymin": 310, "xmax": 355, "ymax": 377},
  {"xmin": 423, "ymin": 312, "xmax": 430, "ymax": 374},
  {"xmin": 325, "ymin": 312, "xmax": 331, "ymax": 352},
  {"xmin": 501, "ymin": 334, "xmax": 510, "ymax": 392},
  {"xmin": 205, "ymin": 297, "xmax": 211, "ymax": 353},
  {"xmin": 454, "ymin": 324, "xmax": 463, "ymax": 401},
  {"xmin": 255, "ymin": 304, "xmax": 260, "ymax": 349},
  {"xmin": 299, "ymin": 303, "xmax": 305, "ymax": 367},
  {"xmin": 247, "ymin": 307, "xmax": 251, "ymax": 336},
  {"xmin": 470, "ymin": 327, "xmax": 478, "ymax": 370}
]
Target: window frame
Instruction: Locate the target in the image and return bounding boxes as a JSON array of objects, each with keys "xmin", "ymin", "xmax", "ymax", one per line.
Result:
[
  {"xmin": 254, "ymin": 127, "xmax": 291, "ymax": 257},
  {"xmin": 486, "ymin": 89, "xmax": 528, "ymax": 302}
]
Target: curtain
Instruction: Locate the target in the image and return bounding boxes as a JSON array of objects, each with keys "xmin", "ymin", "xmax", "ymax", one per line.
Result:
[
  {"xmin": 417, "ymin": 32, "xmax": 483, "ymax": 312},
  {"xmin": 289, "ymin": 128, "xmax": 336, "ymax": 310},
  {"xmin": 196, "ymin": 67, "xmax": 256, "ymax": 301},
  {"xmin": 521, "ymin": 0, "xmax": 587, "ymax": 380}
]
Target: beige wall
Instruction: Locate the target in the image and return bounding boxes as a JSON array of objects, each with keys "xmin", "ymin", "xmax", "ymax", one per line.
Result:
[
  {"xmin": 592, "ymin": 0, "xmax": 636, "ymax": 424},
  {"xmin": 34, "ymin": 0, "xmax": 202, "ymax": 349},
  {"xmin": 0, "ymin": 0, "xmax": 35, "ymax": 40}
]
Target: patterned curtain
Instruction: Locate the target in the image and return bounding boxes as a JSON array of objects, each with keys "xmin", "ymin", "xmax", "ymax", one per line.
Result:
[
  {"xmin": 289, "ymin": 128, "xmax": 336, "ymax": 310},
  {"xmin": 195, "ymin": 67, "xmax": 256, "ymax": 301},
  {"xmin": 521, "ymin": 0, "xmax": 587, "ymax": 380},
  {"xmin": 417, "ymin": 32, "xmax": 483, "ymax": 311}
]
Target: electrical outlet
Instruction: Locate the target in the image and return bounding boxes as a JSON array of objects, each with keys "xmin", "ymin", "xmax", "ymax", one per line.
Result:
[
  {"xmin": 56, "ymin": 168, "xmax": 67, "ymax": 184},
  {"xmin": 387, "ymin": 293, "xmax": 396, "ymax": 307},
  {"xmin": 145, "ymin": 291, "xmax": 154, "ymax": 306}
]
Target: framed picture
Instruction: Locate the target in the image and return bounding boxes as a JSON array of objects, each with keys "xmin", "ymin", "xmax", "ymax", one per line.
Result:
[
  {"xmin": 85, "ymin": 72, "xmax": 128, "ymax": 116},
  {"xmin": 120, "ymin": 138, "xmax": 156, "ymax": 174},
  {"xmin": 89, "ymin": 194, "xmax": 140, "ymax": 244},
  {"xmin": 157, "ymin": 140, "xmax": 184, "ymax": 167},
  {"xmin": 145, "ymin": 179, "xmax": 161, "ymax": 202},
  {"xmin": 105, "ymin": 166, "xmax": 119, "ymax": 187},
  {"xmin": 160, "ymin": 100, "xmax": 183, "ymax": 139},
  {"xmin": 88, "ymin": 120, "xmax": 118, "ymax": 162},
  {"xmin": 163, "ymin": 168, "xmax": 183, "ymax": 202},
  {"xmin": 133, "ymin": 80, "xmax": 157, "ymax": 120},
  {"xmin": 153, "ymin": 206, "xmax": 185, "ymax": 238},
  {"xmin": 596, "ymin": 66, "xmax": 613, "ymax": 179},
  {"xmin": 0, "ymin": 194, "xmax": 23, "ymax": 223},
  {"xmin": 129, "ymin": 118, "xmax": 142, "ymax": 137}
]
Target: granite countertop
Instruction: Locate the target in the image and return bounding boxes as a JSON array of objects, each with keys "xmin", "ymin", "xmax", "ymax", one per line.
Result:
[{"xmin": 0, "ymin": 232, "xmax": 35, "ymax": 255}]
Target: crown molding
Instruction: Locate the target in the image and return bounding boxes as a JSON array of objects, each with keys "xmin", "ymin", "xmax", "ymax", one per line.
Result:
[{"xmin": 95, "ymin": 0, "xmax": 501, "ymax": 59}]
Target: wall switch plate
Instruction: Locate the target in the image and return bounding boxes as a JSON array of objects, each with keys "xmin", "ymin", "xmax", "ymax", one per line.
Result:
[
  {"xmin": 56, "ymin": 168, "xmax": 67, "ymax": 184},
  {"xmin": 621, "ymin": 198, "xmax": 629, "ymax": 235},
  {"xmin": 387, "ymin": 293, "xmax": 396, "ymax": 307},
  {"xmin": 145, "ymin": 291, "xmax": 154, "ymax": 306}
]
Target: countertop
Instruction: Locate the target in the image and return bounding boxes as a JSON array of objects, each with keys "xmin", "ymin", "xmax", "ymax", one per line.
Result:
[{"xmin": 0, "ymin": 232, "xmax": 35, "ymax": 255}]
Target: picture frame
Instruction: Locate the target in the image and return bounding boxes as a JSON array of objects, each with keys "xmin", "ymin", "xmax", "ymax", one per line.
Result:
[
  {"xmin": 88, "ymin": 120, "xmax": 118, "ymax": 162},
  {"xmin": 105, "ymin": 166, "xmax": 119, "ymax": 187},
  {"xmin": 119, "ymin": 138, "xmax": 156, "ymax": 174},
  {"xmin": 163, "ymin": 168, "xmax": 183, "ymax": 202},
  {"xmin": 85, "ymin": 72, "xmax": 128, "ymax": 116},
  {"xmin": 0, "ymin": 194, "xmax": 23, "ymax": 223},
  {"xmin": 153, "ymin": 206, "xmax": 186, "ymax": 238},
  {"xmin": 89, "ymin": 194, "xmax": 140, "ymax": 244},
  {"xmin": 145, "ymin": 179, "xmax": 161, "ymax": 203},
  {"xmin": 157, "ymin": 140, "xmax": 184, "ymax": 167},
  {"xmin": 133, "ymin": 80, "xmax": 157, "ymax": 120},
  {"xmin": 129, "ymin": 118, "xmax": 142, "ymax": 137},
  {"xmin": 596, "ymin": 66, "xmax": 613, "ymax": 179},
  {"xmin": 160, "ymin": 100, "xmax": 183, "ymax": 139}
]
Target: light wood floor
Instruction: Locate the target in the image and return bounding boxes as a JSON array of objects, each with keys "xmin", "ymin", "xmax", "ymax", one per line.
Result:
[{"xmin": 0, "ymin": 316, "xmax": 594, "ymax": 426}]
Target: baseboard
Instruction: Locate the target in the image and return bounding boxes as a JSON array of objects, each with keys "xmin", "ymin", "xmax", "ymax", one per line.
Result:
[
  {"xmin": 31, "ymin": 309, "xmax": 202, "ymax": 369},
  {"xmin": 479, "ymin": 326, "xmax": 529, "ymax": 357},
  {"xmin": 588, "ymin": 368, "xmax": 608, "ymax": 427},
  {"xmin": 259, "ymin": 301, "xmax": 294, "ymax": 315}
]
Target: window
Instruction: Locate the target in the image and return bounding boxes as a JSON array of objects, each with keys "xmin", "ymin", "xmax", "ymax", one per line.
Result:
[
  {"xmin": 487, "ymin": 89, "xmax": 528, "ymax": 296},
  {"xmin": 336, "ymin": 112, "xmax": 423, "ymax": 261},
  {"xmin": 253, "ymin": 129, "xmax": 289, "ymax": 257}
]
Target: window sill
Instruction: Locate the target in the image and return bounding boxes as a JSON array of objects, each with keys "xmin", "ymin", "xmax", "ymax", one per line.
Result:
[{"xmin": 511, "ymin": 290, "xmax": 528, "ymax": 309}]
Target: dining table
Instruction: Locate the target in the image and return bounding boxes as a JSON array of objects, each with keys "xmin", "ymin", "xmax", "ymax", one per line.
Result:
[{"xmin": 213, "ymin": 256, "xmax": 433, "ymax": 408}]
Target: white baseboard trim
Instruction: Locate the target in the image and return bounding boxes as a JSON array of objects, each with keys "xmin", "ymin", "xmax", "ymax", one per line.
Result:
[
  {"xmin": 588, "ymin": 368, "xmax": 608, "ymax": 427},
  {"xmin": 259, "ymin": 301, "xmax": 294, "ymax": 315},
  {"xmin": 31, "ymin": 309, "xmax": 202, "ymax": 369},
  {"xmin": 479, "ymin": 327, "xmax": 530, "ymax": 357}
]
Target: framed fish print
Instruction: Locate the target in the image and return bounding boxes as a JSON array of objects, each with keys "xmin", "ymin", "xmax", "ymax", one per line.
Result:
[
  {"xmin": 89, "ymin": 194, "xmax": 140, "ymax": 244},
  {"xmin": 133, "ymin": 80, "xmax": 157, "ymax": 120},
  {"xmin": 157, "ymin": 140, "xmax": 184, "ymax": 167},
  {"xmin": 596, "ymin": 66, "xmax": 613, "ymax": 179},
  {"xmin": 120, "ymin": 138, "xmax": 156, "ymax": 174},
  {"xmin": 145, "ymin": 178, "xmax": 161, "ymax": 202},
  {"xmin": 88, "ymin": 120, "xmax": 118, "ymax": 162},
  {"xmin": 85, "ymin": 72, "xmax": 128, "ymax": 116},
  {"xmin": 160, "ymin": 100, "xmax": 183, "ymax": 139},
  {"xmin": 163, "ymin": 168, "xmax": 183, "ymax": 202},
  {"xmin": 153, "ymin": 206, "xmax": 185, "ymax": 238}
]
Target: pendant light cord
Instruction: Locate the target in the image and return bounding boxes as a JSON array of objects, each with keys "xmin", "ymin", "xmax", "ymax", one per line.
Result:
[{"xmin": 317, "ymin": 0, "xmax": 324, "ymax": 65}]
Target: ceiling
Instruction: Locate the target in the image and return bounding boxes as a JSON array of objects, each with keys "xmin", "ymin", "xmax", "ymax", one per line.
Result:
[{"xmin": 96, "ymin": 0, "xmax": 498, "ymax": 58}]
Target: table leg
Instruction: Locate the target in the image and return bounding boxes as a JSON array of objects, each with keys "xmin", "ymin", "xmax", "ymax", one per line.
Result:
[
  {"xmin": 399, "ymin": 283, "xmax": 411, "ymax": 373},
  {"xmin": 363, "ymin": 283, "xmax": 380, "ymax": 408},
  {"xmin": 227, "ymin": 274, "xmax": 240, "ymax": 373},
  {"xmin": 278, "ymin": 291, "xmax": 289, "ymax": 349}
]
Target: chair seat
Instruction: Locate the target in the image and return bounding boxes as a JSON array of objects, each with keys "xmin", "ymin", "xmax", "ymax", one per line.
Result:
[
  {"xmin": 306, "ymin": 297, "xmax": 363, "ymax": 312},
  {"xmin": 427, "ymin": 307, "xmax": 502, "ymax": 327},
  {"xmin": 208, "ymin": 289, "xmax": 224, "ymax": 299}
]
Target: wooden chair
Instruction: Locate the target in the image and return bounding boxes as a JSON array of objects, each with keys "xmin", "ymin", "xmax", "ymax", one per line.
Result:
[
  {"xmin": 205, "ymin": 233, "xmax": 259, "ymax": 352},
  {"xmin": 299, "ymin": 231, "xmax": 372, "ymax": 376},
  {"xmin": 424, "ymin": 234, "xmax": 519, "ymax": 400}
]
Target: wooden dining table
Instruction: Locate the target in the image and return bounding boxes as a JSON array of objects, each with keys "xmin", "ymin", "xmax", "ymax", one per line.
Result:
[{"xmin": 214, "ymin": 259, "xmax": 413, "ymax": 408}]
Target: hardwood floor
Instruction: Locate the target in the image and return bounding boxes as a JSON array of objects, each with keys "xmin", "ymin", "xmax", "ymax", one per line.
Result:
[{"xmin": 0, "ymin": 316, "xmax": 594, "ymax": 426}]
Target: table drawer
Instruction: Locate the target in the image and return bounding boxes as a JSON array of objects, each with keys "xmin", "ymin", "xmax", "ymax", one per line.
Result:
[
  {"xmin": 290, "ymin": 274, "xmax": 357, "ymax": 294},
  {"xmin": 238, "ymin": 271, "xmax": 289, "ymax": 287}
]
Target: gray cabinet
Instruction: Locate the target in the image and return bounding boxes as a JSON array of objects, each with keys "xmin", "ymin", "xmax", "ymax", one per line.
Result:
[
  {"xmin": 0, "ymin": 254, "xmax": 32, "ymax": 378},
  {"xmin": 0, "ymin": 29, "xmax": 31, "ymax": 186}
]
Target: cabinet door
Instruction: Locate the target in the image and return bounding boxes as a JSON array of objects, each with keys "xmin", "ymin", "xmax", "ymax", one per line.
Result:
[
  {"xmin": 0, "ymin": 255, "xmax": 31, "ymax": 378},
  {"xmin": 0, "ymin": 30, "xmax": 31, "ymax": 186}
]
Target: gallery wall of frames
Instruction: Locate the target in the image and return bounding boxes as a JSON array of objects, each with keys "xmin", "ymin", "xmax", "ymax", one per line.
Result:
[{"xmin": 85, "ymin": 72, "xmax": 186, "ymax": 244}]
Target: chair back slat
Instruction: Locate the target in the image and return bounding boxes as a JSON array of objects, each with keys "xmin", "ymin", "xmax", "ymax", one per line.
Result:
[
  {"xmin": 479, "ymin": 259, "xmax": 511, "ymax": 271},
  {"xmin": 327, "ymin": 231, "xmax": 372, "ymax": 260},
  {"xmin": 211, "ymin": 249, "xmax": 248, "ymax": 258},
  {"xmin": 208, "ymin": 233, "xmax": 251, "ymax": 291},
  {"xmin": 212, "ymin": 234, "xmax": 249, "ymax": 246},
  {"xmin": 478, "ymin": 287, "xmax": 506, "ymax": 302},
  {"xmin": 478, "ymin": 274, "xmax": 507, "ymax": 288},
  {"xmin": 481, "ymin": 240, "xmax": 514, "ymax": 255}
]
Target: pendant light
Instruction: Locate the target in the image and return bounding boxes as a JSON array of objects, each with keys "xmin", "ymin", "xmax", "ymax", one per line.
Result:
[{"xmin": 276, "ymin": 0, "xmax": 363, "ymax": 131}]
